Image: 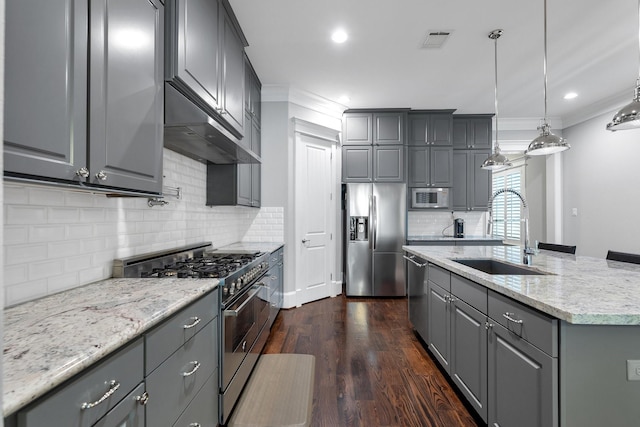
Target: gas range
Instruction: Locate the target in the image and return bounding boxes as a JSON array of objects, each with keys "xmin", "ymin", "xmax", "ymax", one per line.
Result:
[{"xmin": 112, "ymin": 242, "xmax": 269, "ymax": 306}]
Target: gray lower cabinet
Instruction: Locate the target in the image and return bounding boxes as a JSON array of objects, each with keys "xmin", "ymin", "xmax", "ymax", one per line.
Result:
[
  {"xmin": 145, "ymin": 291, "xmax": 219, "ymax": 427},
  {"xmin": 93, "ymin": 382, "xmax": 146, "ymax": 427},
  {"xmin": 171, "ymin": 372, "xmax": 218, "ymax": 427},
  {"xmin": 452, "ymin": 150, "xmax": 491, "ymax": 211},
  {"xmin": 408, "ymin": 146, "xmax": 452, "ymax": 187},
  {"xmin": 488, "ymin": 322, "xmax": 557, "ymax": 427},
  {"xmin": 421, "ymin": 262, "xmax": 557, "ymax": 425},
  {"xmin": 406, "ymin": 254, "xmax": 429, "ymax": 342},
  {"xmin": 5, "ymin": 0, "xmax": 164, "ymax": 195},
  {"xmin": 15, "ymin": 339, "xmax": 145, "ymax": 427},
  {"xmin": 428, "ymin": 282, "xmax": 451, "ymax": 373},
  {"xmin": 266, "ymin": 247, "xmax": 284, "ymax": 329}
]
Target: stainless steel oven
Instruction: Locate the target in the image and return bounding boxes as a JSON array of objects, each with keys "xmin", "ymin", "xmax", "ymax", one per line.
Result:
[{"xmin": 220, "ymin": 267, "xmax": 271, "ymax": 425}]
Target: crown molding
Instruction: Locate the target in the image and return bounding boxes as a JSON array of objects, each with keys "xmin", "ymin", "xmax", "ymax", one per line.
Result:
[{"xmin": 262, "ymin": 84, "xmax": 347, "ymax": 119}]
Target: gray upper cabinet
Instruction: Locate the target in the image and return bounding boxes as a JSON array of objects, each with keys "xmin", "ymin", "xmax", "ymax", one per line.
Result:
[
  {"xmin": 409, "ymin": 112, "xmax": 454, "ymax": 146},
  {"xmin": 452, "ymin": 150, "xmax": 491, "ymax": 211},
  {"xmin": 373, "ymin": 112, "xmax": 405, "ymax": 145},
  {"xmin": 243, "ymin": 56, "xmax": 262, "ymax": 155},
  {"xmin": 89, "ymin": 0, "xmax": 164, "ymax": 194},
  {"xmin": 166, "ymin": 0, "xmax": 247, "ymax": 137},
  {"xmin": 342, "ymin": 113, "xmax": 373, "ymax": 145},
  {"xmin": 452, "ymin": 115, "xmax": 493, "ymax": 149},
  {"xmin": 342, "ymin": 146, "xmax": 373, "ymax": 182},
  {"xmin": 219, "ymin": 3, "xmax": 245, "ymax": 135},
  {"xmin": 342, "ymin": 110, "xmax": 407, "ymax": 145},
  {"xmin": 5, "ymin": 0, "xmax": 163, "ymax": 195},
  {"xmin": 373, "ymin": 146, "xmax": 405, "ymax": 182},
  {"xmin": 342, "ymin": 110, "xmax": 407, "ymax": 182},
  {"xmin": 206, "ymin": 163, "xmax": 259, "ymax": 207},
  {"xmin": 4, "ymin": 0, "xmax": 88, "ymax": 183},
  {"xmin": 408, "ymin": 146, "xmax": 452, "ymax": 187},
  {"xmin": 166, "ymin": 0, "xmax": 221, "ymax": 114}
]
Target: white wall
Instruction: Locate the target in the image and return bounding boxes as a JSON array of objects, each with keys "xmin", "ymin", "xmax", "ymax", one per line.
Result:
[
  {"xmin": 562, "ymin": 109, "xmax": 640, "ymax": 257},
  {"xmin": 3, "ymin": 149, "xmax": 284, "ymax": 307},
  {"xmin": 261, "ymin": 85, "xmax": 344, "ymax": 307}
]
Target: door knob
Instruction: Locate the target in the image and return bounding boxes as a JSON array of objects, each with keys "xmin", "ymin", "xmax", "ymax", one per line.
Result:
[{"xmin": 302, "ymin": 239, "xmax": 309, "ymax": 244}]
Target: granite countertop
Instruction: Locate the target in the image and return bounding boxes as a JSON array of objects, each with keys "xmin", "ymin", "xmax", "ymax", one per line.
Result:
[
  {"xmin": 408, "ymin": 235, "xmax": 504, "ymax": 242},
  {"xmin": 404, "ymin": 245, "xmax": 640, "ymax": 325},
  {"xmin": 3, "ymin": 277, "xmax": 219, "ymax": 417}
]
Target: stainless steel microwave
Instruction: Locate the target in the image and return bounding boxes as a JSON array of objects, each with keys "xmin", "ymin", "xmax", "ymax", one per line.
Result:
[{"xmin": 411, "ymin": 187, "xmax": 450, "ymax": 209}]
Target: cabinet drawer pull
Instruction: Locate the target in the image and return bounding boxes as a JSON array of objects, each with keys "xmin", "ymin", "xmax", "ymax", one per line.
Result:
[
  {"xmin": 183, "ymin": 316, "xmax": 201, "ymax": 329},
  {"xmin": 81, "ymin": 380, "xmax": 120, "ymax": 410},
  {"xmin": 135, "ymin": 391, "xmax": 149, "ymax": 406},
  {"xmin": 502, "ymin": 312, "xmax": 524, "ymax": 324},
  {"xmin": 182, "ymin": 361, "xmax": 201, "ymax": 377},
  {"xmin": 189, "ymin": 423, "xmax": 202, "ymax": 427}
]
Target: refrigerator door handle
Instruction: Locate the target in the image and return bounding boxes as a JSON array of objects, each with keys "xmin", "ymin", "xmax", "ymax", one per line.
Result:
[
  {"xmin": 368, "ymin": 195, "xmax": 373, "ymax": 250},
  {"xmin": 373, "ymin": 195, "xmax": 377, "ymax": 250}
]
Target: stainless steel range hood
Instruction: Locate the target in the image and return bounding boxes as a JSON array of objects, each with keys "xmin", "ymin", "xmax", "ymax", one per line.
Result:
[{"xmin": 164, "ymin": 84, "xmax": 260, "ymax": 164}]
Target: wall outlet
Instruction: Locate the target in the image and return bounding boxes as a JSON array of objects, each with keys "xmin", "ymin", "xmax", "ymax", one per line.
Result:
[
  {"xmin": 626, "ymin": 360, "xmax": 640, "ymax": 381},
  {"xmin": 571, "ymin": 208, "xmax": 578, "ymax": 217}
]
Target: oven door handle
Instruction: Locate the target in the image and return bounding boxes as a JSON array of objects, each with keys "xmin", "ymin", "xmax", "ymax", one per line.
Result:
[{"xmin": 224, "ymin": 286, "xmax": 261, "ymax": 317}]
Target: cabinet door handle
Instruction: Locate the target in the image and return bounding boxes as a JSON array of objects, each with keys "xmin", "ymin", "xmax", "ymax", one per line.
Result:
[
  {"xmin": 182, "ymin": 361, "xmax": 201, "ymax": 377},
  {"xmin": 95, "ymin": 170, "xmax": 108, "ymax": 181},
  {"xmin": 502, "ymin": 312, "xmax": 524, "ymax": 324},
  {"xmin": 485, "ymin": 321, "xmax": 494, "ymax": 330},
  {"xmin": 189, "ymin": 423, "xmax": 202, "ymax": 427},
  {"xmin": 183, "ymin": 316, "xmax": 201, "ymax": 329},
  {"xmin": 135, "ymin": 391, "xmax": 149, "ymax": 406},
  {"xmin": 81, "ymin": 380, "xmax": 120, "ymax": 410},
  {"xmin": 76, "ymin": 167, "xmax": 90, "ymax": 178}
]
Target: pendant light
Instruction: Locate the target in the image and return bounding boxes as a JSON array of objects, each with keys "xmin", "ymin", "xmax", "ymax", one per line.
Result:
[
  {"xmin": 525, "ymin": 0, "xmax": 570, "ymax": 156},
  {"xmin": 607, "ymin": 0, "xmax": 640, "ymax": 131},
  {"xmin": 481, "ymin": 29, "xmax": 512, "ymax": 171}
]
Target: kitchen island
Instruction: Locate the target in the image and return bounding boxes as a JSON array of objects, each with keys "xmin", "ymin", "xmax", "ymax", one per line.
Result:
[{"xmin": 404, "ymin": 244, "xmax": 640, "ymax": 427}]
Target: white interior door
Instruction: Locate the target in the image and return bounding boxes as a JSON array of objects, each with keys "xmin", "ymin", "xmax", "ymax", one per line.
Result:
[{"xmin": 294, "ymin": 122, "xmax": 338, "ymax": 306}]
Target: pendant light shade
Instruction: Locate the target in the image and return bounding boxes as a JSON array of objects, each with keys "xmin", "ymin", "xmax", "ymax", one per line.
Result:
[
  {"xmin": 481, "ymin": 29, "xmax": 512, "ymax": 171},
  {"xmin": 607, "ymin": 0, "xmax": 640, "ymax": 131},
  {"xmin": 525, "ymin": 0, "xmax": 570, "ymax": 156}
]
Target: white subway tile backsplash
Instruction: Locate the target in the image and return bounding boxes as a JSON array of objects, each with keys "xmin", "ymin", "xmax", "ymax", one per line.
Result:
[
  {"xmin": 3, "ymin": 149, "xmax": 275, "ymax": 307},
  {"xmin": 29, "ymin": 225, "xmax": 65, "ymax": 243}
]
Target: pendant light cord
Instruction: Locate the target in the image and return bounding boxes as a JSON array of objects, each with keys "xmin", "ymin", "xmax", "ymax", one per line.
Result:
[
  {"xmin": 543, "ymin": 0, "xmax": 548, "ymax": 121},
  {"xmin": 494, "ymin": 33, "xmax": 500, "ymax": 152}
]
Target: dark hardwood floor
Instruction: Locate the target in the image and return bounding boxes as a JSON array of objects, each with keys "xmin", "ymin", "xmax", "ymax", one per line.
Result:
[{"xmin": 263, "ymin": 294, "xmax": 480, "ymax": 427}]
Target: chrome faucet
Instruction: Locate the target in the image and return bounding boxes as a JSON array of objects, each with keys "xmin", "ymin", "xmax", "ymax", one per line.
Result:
[{"xmin": 487, "ymin": 188, "xmax": 535, "ymax": 265}]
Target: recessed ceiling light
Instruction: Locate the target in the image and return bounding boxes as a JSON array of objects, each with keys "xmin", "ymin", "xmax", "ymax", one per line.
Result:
[
  {"xmin": 338, "ymin": 95, "xmax": 350, "ymax": 104},
  {"xmin": 564, "ymin": 92, "xmax": 578, "ymax": 100},
  {"xmin": 331, "ymin": 29, "xmax": 348, "ymax": 44}
]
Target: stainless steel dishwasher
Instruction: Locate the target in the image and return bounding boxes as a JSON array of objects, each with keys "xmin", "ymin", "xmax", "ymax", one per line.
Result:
[{"xmin": 405, "ymin": 253, "xmax": 429, "ymax": 342}]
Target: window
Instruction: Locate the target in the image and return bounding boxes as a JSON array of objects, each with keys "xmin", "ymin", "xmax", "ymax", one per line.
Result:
[{"xmin": 491, "ymin": 165, "xmax": 525, "ymax": 245}]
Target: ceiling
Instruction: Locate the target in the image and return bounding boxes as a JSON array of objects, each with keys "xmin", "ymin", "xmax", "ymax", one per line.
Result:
[{"xmin": 229, "ymin": 0, "xmax": 636, "ymax": 127}]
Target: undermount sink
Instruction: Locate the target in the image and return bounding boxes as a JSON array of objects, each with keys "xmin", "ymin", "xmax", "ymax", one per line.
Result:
[{"xmin": 452, "ymin": 258, "xmax": 549, "ymax": 276}]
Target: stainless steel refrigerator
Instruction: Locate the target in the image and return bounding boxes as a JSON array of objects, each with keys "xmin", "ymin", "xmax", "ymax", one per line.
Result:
[{"xmin": 345, "ymin": 183, "xmax": 407, "ymax": 296}]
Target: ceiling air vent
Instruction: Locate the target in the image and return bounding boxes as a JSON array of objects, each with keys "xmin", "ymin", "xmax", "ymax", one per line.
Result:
[{"xmin": 421, "ymin": 31, "xmax": 452, "ymax": 49}]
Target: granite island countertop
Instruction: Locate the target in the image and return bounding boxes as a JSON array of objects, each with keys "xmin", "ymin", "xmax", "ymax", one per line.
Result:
[
  {"xmin": 3, "ymin": 276, "xmax": 219, "ymax": 417},
  {"xmin": 404, "ymin": 244, "xmax": 640, "ymax": 325},
  {"xmin": 407, "ymin": 235, "xmax": 504, "ymax": 243}
]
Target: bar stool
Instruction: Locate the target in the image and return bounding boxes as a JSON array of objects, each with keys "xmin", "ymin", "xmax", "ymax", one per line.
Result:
[
  {"xmin": 606, "ymin": 250, "xmax": 640, "ymax": 265},
  {"xmin": 537, "ymin": 242, "xmax": 577, "ymax": 255}
]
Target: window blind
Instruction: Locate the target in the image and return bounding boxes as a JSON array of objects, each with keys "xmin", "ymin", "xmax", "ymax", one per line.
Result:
[{"xmin": 491, "ymin": 168, "xmax": 523, "ymax": 243}]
